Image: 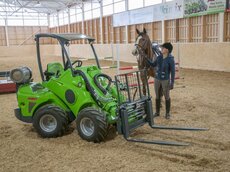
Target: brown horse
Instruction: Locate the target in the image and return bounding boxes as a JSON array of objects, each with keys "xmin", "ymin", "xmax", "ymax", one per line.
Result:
[{"xmin": 132, "ymin": 28, "xmax": 156, "ymax": 95}]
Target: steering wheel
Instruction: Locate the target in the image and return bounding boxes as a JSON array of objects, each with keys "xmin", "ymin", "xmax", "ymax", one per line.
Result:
[
  {"xmin": 72, "ymin": 60, "xmax": 83, "ymax": 68},
  {"xmin": 44, "ymin": 71, "xmax": 55, "ymax": 81},
  {"xmin": 64, "ymin": 60, "xmax": 83, "ymax": 70}
]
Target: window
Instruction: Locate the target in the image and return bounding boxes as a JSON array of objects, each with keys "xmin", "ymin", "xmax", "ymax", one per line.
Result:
[
  {"xmin": 84, "ymin": 3, "xmax": 92, "ymax": 11},
  {"xmin": 114, "ymin": 1, "xmax": 126, "ymax": 13},
  {"xmin": 145, "ymin": 0, "xmax": 162, "ymax": 6},
  {"xmin": 70, "ymin": 15, "xmax": 76, "ymax": 24},
  {"xmin": 77, "ymin": 13, "xmax": 83, "ymax": 22},
  {"xmin": 93, "ymin": 8, "xmax": 100, "ymax": 18},
  {"xmin": 49, "ymin": 14, "xmax": 57, "ymax": 27},
  {"xmin": 70, "ymin": 8, "xmax": 76, "ymax": 15},
  {"xmin": 59, "ymin": 12, "xmax": 64, "ymax": 25},
  {"xmin": 0, "ymin": 6, "xmax": 48, "ymax": 27},
  {"xmin": 114, "ymin": 0, "xmax": 124, "ymax": 2},
  {"xmin": 8, "ymin": 19, "xmax": 23, "ymax": 26},
  {"xmin": 70, "ymin": 7, "xmax": 77, "ymax": 24},
  {"xmin": 85, "ymin": 10, "xmax": 92, "ymax": 20},
  {"xmin": 103, "ymin": 4, "xmax": 113, "ymax": 16},
  {"xmin": 39, "ymin": 19, "xmax": 48, "ymax": 26},
  {"xmin": 0, "ymin": 19, "xmax": 5, "ymax": 26},
  {"xmin": 63, "ymin": 11, "xmax": 68, "ymax": 25},
  {"xmin": 103, "ymin": 0, "xmax": 113, "ymax": 6},
  {"xmin": 92, "ymin": 2, "xmax": 100, "ymax": 9},
  {"xmin": 128, "ymin": 0, "xmax": 143, "ymax": 10},
  {"xmin": 24, "ymin": 20, "xmax": 39, "ymax": 26}
]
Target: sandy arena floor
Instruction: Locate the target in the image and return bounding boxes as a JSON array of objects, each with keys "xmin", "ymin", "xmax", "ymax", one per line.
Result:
[{"xmin": 0, "ymin": 56, "xmax": 230, "ymax": 172}]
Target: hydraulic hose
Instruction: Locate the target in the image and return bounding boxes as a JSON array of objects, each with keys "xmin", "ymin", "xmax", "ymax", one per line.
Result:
[
  {"xmin": 93, "ymin": 73, "xmax": 112, "ymax": 95},
  {"xmin": 73, "ymin": 70, "xmax": 112, "ymax": 107}
]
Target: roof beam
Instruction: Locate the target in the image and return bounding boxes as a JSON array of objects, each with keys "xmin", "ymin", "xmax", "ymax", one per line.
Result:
[
  {"xmin": 8, "ymin": 1, "xmax": 31, "ymax": 16},
  {"xmin": 0, "ymin": 0, "xmax": 95, "ymax": 15}
]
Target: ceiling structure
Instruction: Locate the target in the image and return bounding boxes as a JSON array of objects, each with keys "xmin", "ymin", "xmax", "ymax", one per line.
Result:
[{"xmin": 0, "ymin": 0, "xmax": 99, "ymax": 14}]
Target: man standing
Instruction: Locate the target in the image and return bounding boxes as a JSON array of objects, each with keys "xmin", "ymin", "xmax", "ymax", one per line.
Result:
[{"xmin": 147, "ymin": 42, "xmax": 175, "ymax": 119}]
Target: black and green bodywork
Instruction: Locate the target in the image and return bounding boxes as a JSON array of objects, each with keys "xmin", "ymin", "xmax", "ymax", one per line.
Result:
[
  {"xmin": 16, "ymin": 65, "xmax": 120, "ymax": 124},
  {"xmin": 15, "ymin": 33, "xmax": 120, "ymax": 125},
  {"xmin": 13, "ymin": 33, "xmax": 207, "ymax": 145}
]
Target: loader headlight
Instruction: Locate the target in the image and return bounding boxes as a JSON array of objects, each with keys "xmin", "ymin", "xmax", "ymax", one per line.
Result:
[{"xmin": 10, "ymin": 67, "xmax": 32, "ymax": 84}]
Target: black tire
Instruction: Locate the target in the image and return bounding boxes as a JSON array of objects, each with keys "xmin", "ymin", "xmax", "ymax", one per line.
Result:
[
  {"xmin": 76, "ymin": 107, "xmax": 108, "ymax": 143},
  {"xmin": 33, "ymin": 105, "xmax": 68, "ymax": 138}
]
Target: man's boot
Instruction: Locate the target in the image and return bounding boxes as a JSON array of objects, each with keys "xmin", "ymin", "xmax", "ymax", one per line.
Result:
[
  {"xmin": 165, "ymin": 99, "xmax": 171, "ymax": 119},
  {"xmin": 155, "ymin": 99, "xmax": 161, "ymax": 117}
]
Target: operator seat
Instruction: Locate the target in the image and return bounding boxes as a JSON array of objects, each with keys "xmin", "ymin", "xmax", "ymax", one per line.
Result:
[{"xmin": 44, "ymin": 62, "xmax": 64, "ymax": 81}]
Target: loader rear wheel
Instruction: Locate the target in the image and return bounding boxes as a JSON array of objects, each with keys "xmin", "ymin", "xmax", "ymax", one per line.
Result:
[
  {"xmin": 76, "ymin": 107, "xmax": 108, "ymax": 143},
  {"xmin": 33, "ymin": 105, "xmax": 68, "ymax": 138}
]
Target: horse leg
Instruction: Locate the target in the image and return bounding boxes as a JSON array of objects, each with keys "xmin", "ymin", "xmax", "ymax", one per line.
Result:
[
  {"xmin": 143, "ymin": 82, "xmax": 146, "ymax": 96},
  {"xmin": 141, "ymin": 74, "xmax": 147, "ymax": 96}
]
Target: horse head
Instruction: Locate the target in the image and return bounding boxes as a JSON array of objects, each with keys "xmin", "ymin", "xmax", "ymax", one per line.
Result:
[
  {"xmin": 131, "ymin": 28, "xmax": 157, "ymax": 95},
  {"xmin": 132, "ymin": 28, "xmax": 155, "ymax": 70}
]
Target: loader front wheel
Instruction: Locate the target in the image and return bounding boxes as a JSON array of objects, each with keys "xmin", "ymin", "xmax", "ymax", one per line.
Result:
[
  {"xmin": 76, "ymin": 107, "xmax": 108, "ymax": 143},
  {"xmin": 33, "ymin": 105, "xmax": 68, "ymax": 138}
]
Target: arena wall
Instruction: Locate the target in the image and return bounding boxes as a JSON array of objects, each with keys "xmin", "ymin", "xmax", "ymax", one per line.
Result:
[
  {"xmin": 65, "ymin": 43, "xmax": 230, "ymax": 72},
  {"xmin": 0, "ymin": 43, "xmax": 229, "ymax": 72}
]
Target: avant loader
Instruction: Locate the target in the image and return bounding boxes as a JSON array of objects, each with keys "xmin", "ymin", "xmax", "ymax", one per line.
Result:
[{"xmin": 10, "ymin": 33, "xmax": 207, "ymax": 146}]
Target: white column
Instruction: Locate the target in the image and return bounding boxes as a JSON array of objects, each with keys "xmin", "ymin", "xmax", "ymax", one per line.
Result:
[
  {"xmin": 38, "ymin": 13, "xmax": 40, "ymax": 26},
  {"xmin": 99, "ymin": 0, "xmax": 103, "ymax": 44},
  {"xmin": 161, "ymin": 0, "xmax": 166, "ymax": 43},
  {"xmin": 81, "ymin": 3, "xmax": 85, "ymax": 34},
  {"xmin": 22, "ymin": 9, "xmax": 25, "ymax": 26},
  {"xmin": 4, "ymin": 0, "xmax": 9, "ymax": 46},
  {"xmin": 67, "ymin": 8, "xmax": 70, "ymax": 33},
  {"xmin": 125, "ymin": 0, "xmax": 129, "ymax": 44},
  {"xmin": 81, "ymin": 3, "xmax": 85, "ymax": 44},
  {"xmin": 219, "ymin": 12, "xmax": 224, "ymax": 42},
  {"xmin": 161, "ymin": 20, "xmax": 165, "ymax": 43},
  {"xmin": 47, "ymin": 14, "xmax": 50, "ymax": 27},
  {"xmin": 4, "ymin": 18, "xmax": 9, "ymax": 46},
  {"xmin": 57, "ymin": 11, "xmax": 60, "ymax": 33}
]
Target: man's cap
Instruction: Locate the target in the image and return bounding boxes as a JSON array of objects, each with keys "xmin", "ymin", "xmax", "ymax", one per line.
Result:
[{"xmin": 161, "ymin": 42, "xmax": 173, "ymax": 53}]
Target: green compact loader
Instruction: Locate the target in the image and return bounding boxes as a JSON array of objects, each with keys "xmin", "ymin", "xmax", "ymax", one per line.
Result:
[{"xmin": 10, "ymin": 33, "xmax": 207, "ymax": 146}]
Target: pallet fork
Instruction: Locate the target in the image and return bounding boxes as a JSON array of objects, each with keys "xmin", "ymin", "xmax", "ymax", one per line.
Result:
[{"xmin": 115, "ymin": 70, "xmax": 208, "ymax": 146}]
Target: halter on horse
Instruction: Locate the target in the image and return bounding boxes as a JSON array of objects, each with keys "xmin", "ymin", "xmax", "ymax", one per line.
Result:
[{"xmin": 132, "ymin": 28, "xmax": 156, "ymax": 95}]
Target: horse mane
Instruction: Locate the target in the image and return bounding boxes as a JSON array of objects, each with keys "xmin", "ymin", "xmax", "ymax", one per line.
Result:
[{"xmin": 144, "ymin": 34, "xmax": 154, "ymax": 61}]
